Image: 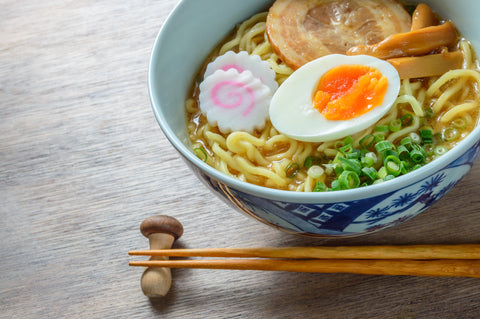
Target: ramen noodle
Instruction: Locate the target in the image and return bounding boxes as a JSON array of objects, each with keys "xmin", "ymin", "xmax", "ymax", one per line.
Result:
[{"xmin": 186, "ymin": 5, "xmax": 480, "ymax": 192}]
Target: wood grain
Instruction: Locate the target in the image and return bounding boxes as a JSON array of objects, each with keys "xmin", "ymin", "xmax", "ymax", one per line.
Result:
[{"xmin": 1, "ymin": 0, "xmax": 480, "ymax": 318}]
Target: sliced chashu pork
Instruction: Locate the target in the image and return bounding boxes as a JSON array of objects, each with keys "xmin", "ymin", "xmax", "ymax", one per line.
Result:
[{"xmin": 266, "ymin": 0, "xmax": 412, "ymax": 70}]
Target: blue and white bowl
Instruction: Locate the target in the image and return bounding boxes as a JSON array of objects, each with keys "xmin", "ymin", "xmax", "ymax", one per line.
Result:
[{"xmin": 149, "ymin": 0, "xmax": 480, "ymax": 237}]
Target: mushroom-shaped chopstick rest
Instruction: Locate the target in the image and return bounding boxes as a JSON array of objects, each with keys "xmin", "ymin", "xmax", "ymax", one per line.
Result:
[{"xmin": 139, "ymin": 215, "xmax": 184, "ymax": 297}]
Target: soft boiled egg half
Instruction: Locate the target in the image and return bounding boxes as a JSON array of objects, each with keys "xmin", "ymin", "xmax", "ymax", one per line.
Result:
[{"xmin": 269, "ymin": 54, "xmax": 401, "ymax": 142}]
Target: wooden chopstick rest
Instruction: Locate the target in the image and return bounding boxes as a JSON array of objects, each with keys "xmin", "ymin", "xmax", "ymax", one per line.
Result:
[{"xmin": 138, "ymin": 215, "xmax": 183, "ymax": 298}]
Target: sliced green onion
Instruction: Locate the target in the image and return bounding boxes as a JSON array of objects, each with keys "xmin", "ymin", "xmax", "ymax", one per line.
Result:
[
  {"xmin": 434, "ymin": 145, "xmax": 448, "ymax": 156},
  {"xmin": 285, "ymin": 162, "xmax": 299, "ymax": 178},
  {"xmin": 304, "ymin": 156, "xmax": 322, "ymax": 168},
  {"xmin": 401, "ymin": 114, "xmax": 414, "ymax": 126},
  {"xmin": 338, "ymin": 157, "xmax": 362, "ymax": 175},
  {"xmin": 383, "ymin": 149, "xmax": 398, "ymax": 159},
  {"xmin": 343, "ymin": 136, "xmax": 354, "ymax": 145},
  {"xmin": 452, "ymin": 117, "xmax": 467, "ymax": 129},
  {"xmin": 410, "ymin": 146, "xmax": 425, "ymax": 163},
  {"xmin": 401, "ymin": 136, "xmax": 412, "ymax": 145},
  {"xmin": 339, "ymin": 143, "xmax": 353, "ymax": 154},
  {"xmin": 420, "ymin": 129, "xmax": 433, "ymax": 144},
  {"xmin": 384, "ymin": 155, "xmax": 402, "ymax": 176},
  {"xmin": 193, "ymin": 147, "xmax": 208, "ymax": 162},
  {"xmin": 378, "ymin": 166, "xmax": 388, "ymax": 180},
  {"xmin": 374, "ymin": 132, "xmax": 386, "ymax": 142},
  {"xmin": 339, "ymin": 171, "xmax": 360, "ymax": 189},
  {"xmin": 400, "ymin": 137, "xmax": 413, "ymax": 151},
  {"xmin": 330, "ymin": 180, "xmax": 342, "ymax": 191},
  {"xmin": 442, "ymin": 127, "xmax": 459, "ymax": 141},
  {"xmin": 413, "ymin": 143, "xmax": 426, "ymax": 153},
  {"xmin": 334, "ymin": 140, "xmax": 346, "ymax": 150},
  {"xmin": 346, "ymin": 149, "xmax": 361, "ymax": 159},
  {"xmin": 400, "ymin": 161, "xmax": 410, "ymax": 174},
  {"xmin": 359, "ymin": 134, "xmax": 376, "ymax": 149},
  {"xmin": 397, "ymin": 145, "xmax": 410, "ymax": 161},
  {"xmin": 334, "ymin": 164, "xmax": 344, "ymax": 176},
  {"xmin": 419, "ymin": 117, "xmax": 426, "ymax": 127},
  {"xmin": 423, "ymin": 144, "xmax": 434, "ymax": 156},
  {"xmin": 313, "ymin": 182, "xmax": 327, "ymax": 192},
  {"xmin": 375, "ymin": 140, "xmax": 394, "ymax": 153},
  {"xmin": 424, "ymin": 107, "xmax": 434, "ymax": 118},
  {"xmin": 361, "ymin": 154, "xmax": 375, "ymax": 167},
  {"xmin": 409, "ymin": 132, "xmax": 421, "ymax": 144},
  {"xmin": 376, "ymin": 125, "xmax": 390, "ymax": 132},
  {"xmin": 363, "ymin": 152, "xmax": 377, "ymax": 167},
  {"xmin": 362, "ymin": 166, "xmax": 378, "ymax": 181},
  {"xmin": 389, "ymin": 119, "xmax": 402, "ymax": 132},
  {"xmin": 307, "ymin": 165, "xmax": 325, "ymax": 179}
]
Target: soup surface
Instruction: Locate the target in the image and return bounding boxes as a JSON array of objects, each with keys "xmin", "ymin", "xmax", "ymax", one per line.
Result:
[{"xmin": 186, "ymin": 0, "xmax": 480, "ymax": 192}]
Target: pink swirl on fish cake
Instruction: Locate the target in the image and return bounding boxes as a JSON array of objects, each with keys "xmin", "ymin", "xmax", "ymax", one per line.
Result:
[
  {"xmin": 198, "ymin": 69, "xmax": 272, "ymax": 134},
  {"xmin": 220, "ymin": 64, "xmax": 244, "ymax": 73},
  {"xmin": 211, "ymin": 80, "xmax": 255, "ymax": 116}
]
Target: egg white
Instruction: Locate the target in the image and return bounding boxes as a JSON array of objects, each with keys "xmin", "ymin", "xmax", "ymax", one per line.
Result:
[{"xmin": 269, "ymin": 54, "xmax": 401, "ymax": 142}]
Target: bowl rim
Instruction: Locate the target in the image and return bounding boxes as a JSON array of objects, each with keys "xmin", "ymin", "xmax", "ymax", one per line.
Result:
[{"xmin": 149, "ymin": 0, "xmax": 480, "ymax": 204}]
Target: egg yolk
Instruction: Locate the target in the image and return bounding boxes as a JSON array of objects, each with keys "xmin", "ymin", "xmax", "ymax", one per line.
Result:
[{"xmin": 313, "ymin": 64, "xmax": 388, "ymax": 120}]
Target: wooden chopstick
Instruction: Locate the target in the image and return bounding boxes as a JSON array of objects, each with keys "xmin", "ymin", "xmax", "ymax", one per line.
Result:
[
  {"xmin": 128, "ymin": 244, "xmax": 480, "ymax": 260},
  {"xmin": 129, "ymin": 245, "xmax": 480, "ymax": 278},
  {"xmin": 129, "ymin": 258, "xmax": 480, "ymax": 278}
]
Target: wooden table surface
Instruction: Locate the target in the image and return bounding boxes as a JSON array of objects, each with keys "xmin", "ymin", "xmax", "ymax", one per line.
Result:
[{"xmin": 2, "ymin": 1, "xmax": 480, "ymax": 318}]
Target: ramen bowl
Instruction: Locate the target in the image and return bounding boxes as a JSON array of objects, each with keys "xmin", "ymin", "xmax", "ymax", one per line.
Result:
[{"xmin": 149, "ymin": 0, "xmax": 480, "ymax": 237}]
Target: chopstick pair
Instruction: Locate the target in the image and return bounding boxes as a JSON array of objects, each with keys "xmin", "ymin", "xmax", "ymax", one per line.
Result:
[{"xmin": 128, "ymin": 244, "xmax": 480, "ymax": 278}]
